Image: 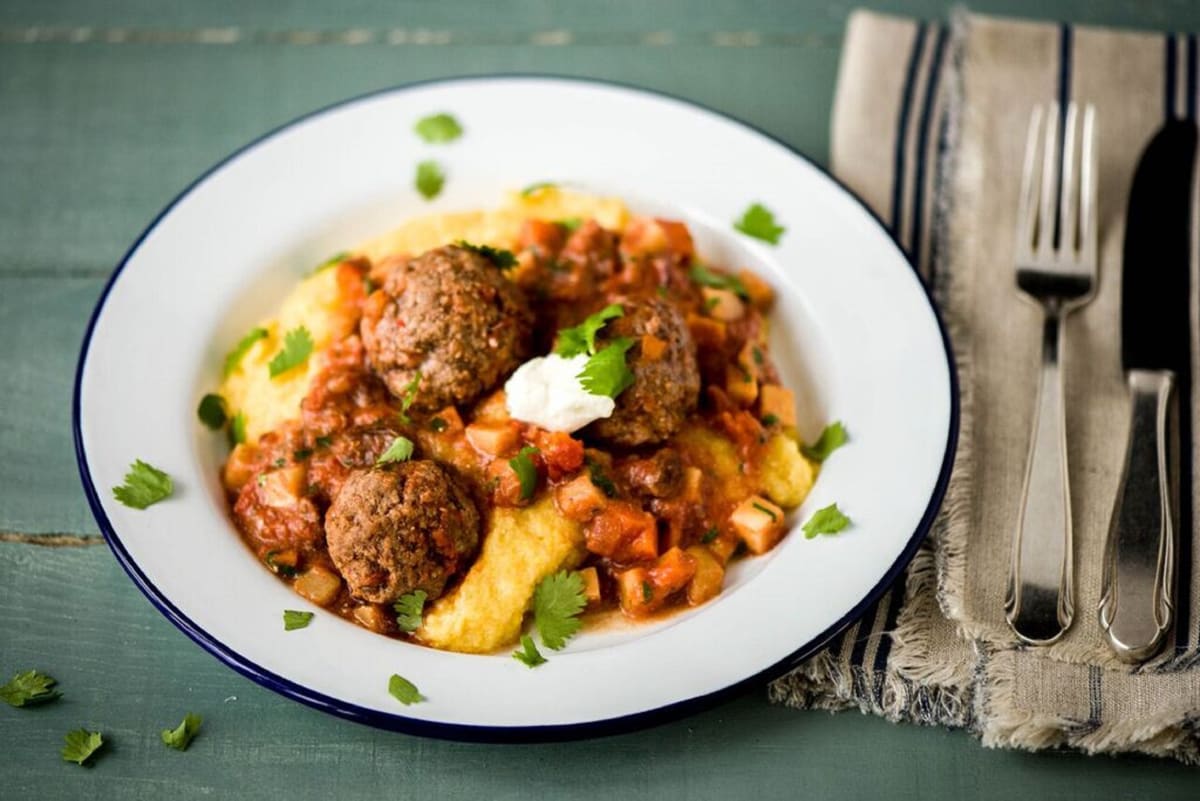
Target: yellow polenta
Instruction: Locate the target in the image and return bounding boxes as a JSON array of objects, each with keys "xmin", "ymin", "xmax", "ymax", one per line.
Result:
[
  {"xmin": 759, "ymin": 433, "xmax": 816, "ymax": 508},
  {"xmin": 419, "ymin": 496, "xmax": 586, "ymax": 653}
]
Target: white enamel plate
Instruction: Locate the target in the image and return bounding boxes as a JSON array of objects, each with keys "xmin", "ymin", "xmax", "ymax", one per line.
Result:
[{"xmin": 74, "ymin": 77, "xmax": 956, "ymax": 741}]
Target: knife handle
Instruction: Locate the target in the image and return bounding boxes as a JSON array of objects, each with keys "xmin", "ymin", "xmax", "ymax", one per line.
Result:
[
  {"xmin": 1006, "ymin": 311, "xmax": 1075, "ymax": 644},
  {"xmin": 1099, "ymin": 369, "xmax": 1177, "ymax": 663}
]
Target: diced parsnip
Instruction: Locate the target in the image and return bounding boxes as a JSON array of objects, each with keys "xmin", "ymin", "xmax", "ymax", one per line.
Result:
[
  {"xmin": 259, "ymin": 466, "xmax": 307, "ymax": 508},
  {"xmin": 432, "ymin": 405, "xmax": 465, "ymax": 433},
  {"xmin": 702, "ymin": 287, "xmax": 745, "ymax": 321},
  {"xmin": 737, "ymin": 341, "xmax": 761, "ymax": 382},
  {"xmin": 294, "ymin": 564, "xmax": 342, "ymax": 607},
  {"xmin": 579, "ymin": 566, "xmax": 602, "ymax": 604},
  {"xmin": 686, "ymin": 313, "xmax": 727, "ymax": 350},
  {"xmin": 222, "ymin": 443, "xmax": 259, "ymax": 492},
  {"xmin": 620, "ymin": 217, "xmax": 669, "ymax": 255},
  {"xmin": 726, "ymin": 364, "xmax": 759, "ymax": 406},
  {"xmin": 730, "ymin": 495, "xmax": 786, "ymax": 554},
  {"xmin": 759, "ymin": 384, "xmax": 797, "ymax": 428},
  {"xmin": 707, "ymin": 530, "xmax": 739, "ymax": 565},
  {"xmin": 640, "ymin": 334, "xmax": 668, "ymax": 361},
  {"xmin": 555, "ymin": 473, "xmax": 608, "ymax": 521},
  {"xmin": 685, "ymin": 545, "xmax": 725, "ymax": 605},
  {"xmin": 465, "ymin": 421, "xmax": 519, "ymax": 456},
  {"xmin": 617, "ymin": 567, "xmax": 653, "ymax": 617},
  {"xmin": 353, "ymin": 604, "xmax": 390, "ymax": 633},
  {"xmin": 682, "ymin": 467, "xmax": 703, "ymax": 502},
  {"xmin": 737, "ymin": 268, "xmax": 775, "ymax": 310},
  {"xmin": 472, "ymin": 390, "xmax": 510, "ymax": 424},
  {"xmin": 649, "ymin": 547, "xmax": 697, "ymax": 597}
]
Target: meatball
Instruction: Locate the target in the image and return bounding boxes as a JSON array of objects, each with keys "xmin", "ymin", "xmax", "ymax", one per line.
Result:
[
  {"xmin": 360, "ymin": 245, "xmax": 533, "ymax": 411},
  {"xmin": 617, "ymin": 447, "xmax": 684, "ymax": 499},
  {"xmin": 588, "ymin": 298, "xmax": 700, "ymax": 446},
  {"xmin": 306, "ymin": 421, "xmax": 406, "ymax": 504},
  {"xmin": 325, "ymin": 460, "xmax": 481, "ymax": 603}
]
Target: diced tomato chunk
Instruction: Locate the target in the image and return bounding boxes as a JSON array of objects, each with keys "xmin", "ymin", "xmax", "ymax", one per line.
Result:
[
  {"xmin": 617, "ymin": 547, "xmax": 697, "ymax": 617},
  {"xmin": 585, "ymin": 501, "xmax": 658, "ymax": 562},
  {"xmin": 518, "ymin": 218, "xmax": 567, "ymax": 253},
  {"xmin": 555, "ymin": 472, "xmax": 608, "ymax": 521},
  {"xmin": 528, "ymin": 429, "xmax": 585, "ymax": 480}
]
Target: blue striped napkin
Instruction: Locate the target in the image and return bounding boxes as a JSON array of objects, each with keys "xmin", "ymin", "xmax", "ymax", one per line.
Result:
[{"xmin": 770, "ymin": 9, "xmax": 1200, "ymax": 763}]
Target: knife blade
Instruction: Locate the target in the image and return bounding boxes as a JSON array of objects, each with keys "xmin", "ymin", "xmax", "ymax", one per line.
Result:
[{"xmin": 1100, "ymin": 118, "xmax": 1198, "ymax": 663}]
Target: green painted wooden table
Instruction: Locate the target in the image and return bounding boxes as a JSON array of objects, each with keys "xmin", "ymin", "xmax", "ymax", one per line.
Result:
[{"xmin": 3, "ymin": 2, "xmax": 1200, "ymax": 797}]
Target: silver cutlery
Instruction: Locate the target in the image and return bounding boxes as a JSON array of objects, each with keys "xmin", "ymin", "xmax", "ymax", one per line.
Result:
[
  {"xmin": 1005, "ymin": 102, "xmax": 1098, "ymax": 645},
  {"xmin": 1099, "ymin": 119, "xmax": 1197, "ymax": 663}
]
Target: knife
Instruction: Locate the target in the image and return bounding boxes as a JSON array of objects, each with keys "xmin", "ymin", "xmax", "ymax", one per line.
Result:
[{"xmin": 1100, "ymin": 119, "xmax": 1198, "ymax": 663}]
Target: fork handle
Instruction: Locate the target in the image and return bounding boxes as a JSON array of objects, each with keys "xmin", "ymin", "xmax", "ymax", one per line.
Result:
[
  {"xmin": 1099, "ymin": 369, "xmax": 1176, "ymax": 663},
  {"xmin": 1006, "ymin": 310, "xmax": 1075, "ymax": 644}
]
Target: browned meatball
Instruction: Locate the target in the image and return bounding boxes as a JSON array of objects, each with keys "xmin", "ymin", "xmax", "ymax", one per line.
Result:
[
  {"xmin": 306, "ymin": 422, "xmax": 406, "ymax": 505},
  {"xmin": 325, "ymin": 460, "xmax": 481, "ymax": 603},
  {"xmin": 360, "ymin": 245, "xmax": 533, "ymax": 411},
  {"xmin": 588, "ymin": 298, "xmax": 700, "ymax": 446}
]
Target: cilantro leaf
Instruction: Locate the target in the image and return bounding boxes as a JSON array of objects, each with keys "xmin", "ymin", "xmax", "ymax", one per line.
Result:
[
  {"xmin": 557, "ymin": 217, "xmax": 582, "ymax": 232},
  {"xmin": 761, "ymin": 413, "xmax": 780, "ymax": 427},
  {"xmin": 229, "ymin": 411, "xmax": 247, "ymax": 446},
  {"xmin": 554, "ymin": 303, "xmax": 624, "ymax": 358},
  {"xmin": 533, "ymin": 570, "xmax": 586, "ymax": 650},
  {"xmin": 586, "ymin": 458, "xmax": 616, "ymax": 498},
  {"xmin": 513, "ymin": 634, "xmax": 547, "ymax": 668},
  {"xmin": 0, "ymin": 670, "xmax": 60, "ymax": 707},
  {"xmin": 455, "ymin": 240, "xmax": 517, "ymax": 269},
  {"xmin": 197, "ymin": 393, "xmax": 227, "ymax": 430},
  {"xmin": 376, "ymin": 435, "xmax": 415, "ymax": 465},
  {"xmin": 393, "ymin": 590, "xmax": 427, "ymax": 633},
  {"xmin": 268, "ymin": 326, "xmax": 314, "ymax": 378},
  {"xmin": 311, "ymin": 251, "xmax": 349, "ymax": 274},
  {"xmin": 112, "ymin": 460, "xmax": 173, "ymax": 509},
  {"xmin": 734, "ymin": 203, "xmax": 785, "ymax": 244},
  {"xmin": 416, "ymin": 160, "xmax": 445, "ymax": 200},
  {"xmin": 689, "ymin": 264, "xmax": 749, "ymax": 299},
  {"xmin": 520, "ymin": 181, "xmax": 556, "ymax": 196},
  {"xmin": 388, "ymin": 674, "xmax": 422, "ymax": 705},
  {"xmin": 397, "ymin": 371, "xmax": 422, "ymax": 423},
  {"xmin": 414, "ymin": 112, "xmax": 463, "ymax": 143},
  {"xmin": 802, "ymin": 421, "xmax": 848, "ymax": 462},
  {"xmin": 509, "ymin": 446, "xmax": 540, "ymax": 502},
  {"xmin": 429, "ymin": 417, "xmax": 448, "ymax": 433},
  {"xmin": 223, "ymin": 326, "xmax": 268, "ymax": 377},
  {"xmin": 161, "ymin": 713, "xmax": 202, "ymax": 751},
  {"xmin": 802, "ymin": 503, "xmax": 850, "ymax": 539},
  {"xmin": 700, "ymin": 526, "xmax": 719, "ymax": 544},
  {"xmin": 61, "ymin": 729, "xmax": 104, "ymax": 766},
  {"xmin": 577, "ymin": 337, "xmax": 636, "ymax": 398},
  {"xmin": 283, "ymin": 609, "xmax": 314, "ymax": 630}
]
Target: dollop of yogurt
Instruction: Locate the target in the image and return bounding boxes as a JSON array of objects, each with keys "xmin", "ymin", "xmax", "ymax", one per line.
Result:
[{"xmin": 505, "ymin": 353, "xmax": 615, "ymax": 432}]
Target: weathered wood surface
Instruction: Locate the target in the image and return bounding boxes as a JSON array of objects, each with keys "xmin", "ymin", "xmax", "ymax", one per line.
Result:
[{"xmin": 5, "ymin": 2, "xmax": 1200, "ymax": 798}]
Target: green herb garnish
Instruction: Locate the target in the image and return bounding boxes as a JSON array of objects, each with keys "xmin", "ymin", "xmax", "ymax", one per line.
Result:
[
  {"xmin": 521, "ymin": 181, "xmax": 556, "ymax": 196},
  {"xmin": 554, "ymin": 304, "xmax": 624, "ymax": 358},
  {"xmin": 0, "ymin": 670, "xmax": 59, "ymax": 707},
  {"xmin": 312, "ymin": 251, "xmax": 349, "ymax": 274},
  {"xmin": 802, "ymin": 422, "xmax": 848, "ymax": 462},
  {"xmin": 586, "ymin": 459, "xmax": 617, "ymax": 498},
  {"xmin": 376, "ymin": 435, "xmax": 415, "ymax": 465},
  {"xmin": 393, "ymin": 590, "xmax": 428, "ymax": 633},
  {"xmin": 734, "ymin": 203, "xmax": 785, "ymax": 244},
  {"xmin": 197, "ymin": 393, "xmax": 227, "ymax": 430},
  {"xmin": 577, "ymin": 337, "xmax": 636, "ymax": 398},
  {"xmin": 229, "ymin": 411, "xmax": 247, "ymax": 445},
  {"xmin": 397, "ymin": 371, "xmax": 422, "ymax": 423},
  {"xmin": 456, "ymin": 240, "xmax": 517, "ymax": 269},
  {"xmin": 388, "ymin": 674, "xmax": 422, "ymax": 705},
  {"xmin": 802, "ymin": 503, "xmax": 850, "ymax": 539},
  {"xmin": 533, "ymin": 571, "xmax": 587, "ymax": 650},
  {"xmin": 557, "ymin": 217, "xmax": 583, "ymax": 232},
  {"xmin": 761, "ymin": 413, "xmax": 780, "ymax": 427},
  {"xmin": 414, "ymin": 112, "xmax": 463, "ymax": 143},
  {"xmin": 513, "ymin": 634, "xmax": 547, "ymax": 668},
  {"xmin": 283, "ymin": 610, "xmax": 314, "ymax": 630},
  {"xmin": 689, "ymin": 264, "xmax": 749, "ymax": 298},
  {"xmin": 61, "ymin": 729, "xmax": 104, "ymax": 766},
  {"xmin": 509, "ymin": 446, "xmax": 540, "ymax": 502},
  {"xmin": 429, "ymin": 416, "xmax": 448, "ymax": 433},
  {"xmin": 641, "ymin": 581, "xmax": 654, "ymax": 602},
  {"xmin": 700, "ymin": 527, "xmax": 719, "ymax": 545},
  {"xmin": 223, "ymin": 326, "xmax": 268, "ymax": 377},
  {"xmin": 752, "ymin": 501, "xmax": 778, "ymax": 521},
  {"xmin": 268, "ymin": 326, "xmax": 314, "ymax": 378},
  {"xmin": 112, "ymin": 460, "xmax": 173, "ymax": 510},
  {"xmin": 416, "ymin": 160, "xmax": 445, "ymax": 200},
  {"xmin": 161, "ymin": 713, "xmax": 202, "ymax": 751}
]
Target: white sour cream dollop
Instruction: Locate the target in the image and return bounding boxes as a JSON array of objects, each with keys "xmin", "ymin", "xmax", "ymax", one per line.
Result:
[{"xmin": 504, "ymin": 353, "xmax": 615, "ymax": 433}]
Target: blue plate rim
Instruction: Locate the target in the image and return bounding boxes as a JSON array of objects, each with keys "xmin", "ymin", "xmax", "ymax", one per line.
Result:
[{"xmin": 71, "ymin": 72, "xmax": 960, "ymax": 743}]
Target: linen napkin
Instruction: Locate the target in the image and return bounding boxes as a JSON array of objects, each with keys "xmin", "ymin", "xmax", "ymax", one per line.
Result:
[{"xmin": 769, "ymin": 9, "xmax": 1200, "ymax": 763}]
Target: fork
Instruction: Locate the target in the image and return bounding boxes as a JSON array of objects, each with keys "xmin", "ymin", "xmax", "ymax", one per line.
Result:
[{"xmin": 1005, "ymin": 102, "xmax": 1098, "ymax": 645}]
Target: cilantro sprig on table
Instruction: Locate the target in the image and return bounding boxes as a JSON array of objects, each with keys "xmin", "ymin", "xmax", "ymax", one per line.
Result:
[
  {"xmin": 268, "ymin": 326, "xmax": 314, "ymax": 378},
  {"xmin": 802, "ymin": 422, "xmax": 848, "ymax": 462},
  {"xmin": 394, "ymin": 590, "xmax": 427, "ymax": 633},
  {"xmin": 112, "ymin": 460, "xmax": 173, "ymax": 510},
  {"xmin": 161, "ymin": 713, "xmax": 202, "ymax": 751},
  {"xmin": 414, "ymin": 112, "xmax": 463, "ymax": 144},
  {"xmin": 802, "ymin": 503, "xmax": 851, "ymax": 539},
  {"xmin": 734, "ymin": 202, "xmax": 785, "ymax": 244},
  {"xmin": 61, "ymin": 729, "xmax": 104, "ymax": 766},
  {"xmin": 283, "ymin": 610, "xmax": 314, "ymax": 631},
  {"xmin": 0, "ymin": 670, "xmax": 60, "ymax": 707}
]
